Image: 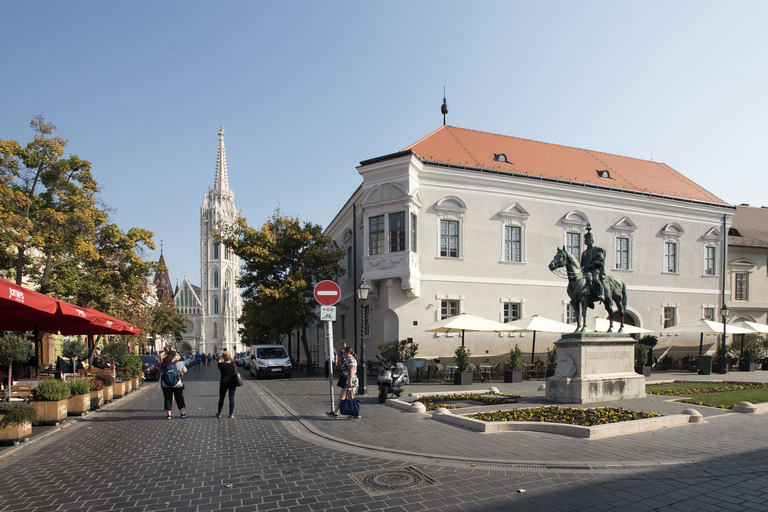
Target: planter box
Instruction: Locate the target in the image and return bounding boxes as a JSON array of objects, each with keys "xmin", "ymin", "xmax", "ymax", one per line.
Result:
[
  {"xmin": 113, "ymin": 382, "xmax": 126, "ymax": 397},
  {"xmin": 124, "ymin": 379, "xmax": 133, "ymax": 393},
  {"xmin": 131, "ymin": 377, "xmax": 140, "ymax": 389},
  {"xmin": 30, "ymin": 399, "xmax": 67, "ymax": 424},
  {"xmin": 67, "ymin": 393, "xmax": 90, "ymax": 415},
  {"xmin": 635, "ymin": 365, "xmax": 652, "ymax": 377},
  {"xmin": 739, "ymin": 362, "xmax": 757, "ymax": 372},
  {"xmin": 453, "ymin": 371, "xmax": 473, "ymax": 386},
  {"xmin": 0, "ymin": 415, "xmax": 32, "ymax": 442},
  {"xmin": 504, "ymin": 370, "xmax": 523, "ymax": 383},
  {"xmin": 90, "ymin": 389, "xmax": 104, "ymax": 409},
  {"xmin": 103, "ymin": 385, "xmax": 113, "ymax": 401}
]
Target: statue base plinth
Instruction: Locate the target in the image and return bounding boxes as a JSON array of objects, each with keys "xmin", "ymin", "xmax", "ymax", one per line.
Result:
[{"xmin": 545, "ymin": 332, "xmax": 646, "ymax": 404}]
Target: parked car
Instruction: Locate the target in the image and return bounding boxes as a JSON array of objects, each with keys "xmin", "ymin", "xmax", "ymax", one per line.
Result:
[
  {"xmin": 181, "ymin": 354, "xmax": 194, "ymax": 368},
  {"xmin": 141, "ymin": 355, "xmax": 160, "ymax": 380},
  {"xmin": 249, "ymin": 345, "xmax": 291, "ymax": 379},
  {"xmin": 238, "ymin": 351, "xmax": 250, "ymax": 366}
]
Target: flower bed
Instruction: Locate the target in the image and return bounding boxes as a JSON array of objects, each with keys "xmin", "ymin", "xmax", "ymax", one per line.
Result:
[
  {"xmin": 647, "ymin": 382, "xmax": 768, "ymax": 396},
  {"xmin": 414, "ymin": 392, "xmax": 521, "ymax": 411},
  {"xmin": 467, "ymin": 406, "xmax": 659, "ymax": 426}
]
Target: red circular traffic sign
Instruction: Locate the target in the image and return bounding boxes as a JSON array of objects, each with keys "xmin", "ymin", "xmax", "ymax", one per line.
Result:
[{"xmin": 314, "ymin": 280, "xmax": 341, "ymax": 306}]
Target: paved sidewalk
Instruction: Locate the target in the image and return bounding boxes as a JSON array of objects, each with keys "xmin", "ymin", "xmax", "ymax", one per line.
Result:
[{"xmin": 0, "ymin": 365, "xmax": 766, "ymax": 512}]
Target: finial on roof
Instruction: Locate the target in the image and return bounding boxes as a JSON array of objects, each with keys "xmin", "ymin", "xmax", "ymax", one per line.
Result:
[
  {"xmin": 441, "ymin": 87, "xmax": 449, "ymax": 126},
  {"xmin": 160, "ymin": 239, "xmax": 164, "ymax": 256}
]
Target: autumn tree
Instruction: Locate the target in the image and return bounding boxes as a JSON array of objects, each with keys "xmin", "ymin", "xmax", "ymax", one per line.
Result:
[{"xmin": 217, "ymin": 208, "xmax": 345, "ymax": 371}]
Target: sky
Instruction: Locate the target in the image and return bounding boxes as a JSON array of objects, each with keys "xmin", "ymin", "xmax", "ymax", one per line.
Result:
[{"xmin": 3, "ymin": 0, "xmax": 767, "ymax": 287}]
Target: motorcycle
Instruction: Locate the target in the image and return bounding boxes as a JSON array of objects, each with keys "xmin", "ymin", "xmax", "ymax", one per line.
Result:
[{"xmin": 376, "ymin": 355, "xmax": 409, "ymax": 403}]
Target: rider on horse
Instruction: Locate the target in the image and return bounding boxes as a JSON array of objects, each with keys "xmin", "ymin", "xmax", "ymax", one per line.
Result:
[{"xmin": 580, "ymin": 224, "xmax": 610, "ymax": 308}]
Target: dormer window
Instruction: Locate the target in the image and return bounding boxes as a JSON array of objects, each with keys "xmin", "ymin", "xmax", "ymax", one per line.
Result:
[
  {"xmin": 494, "ymin": 153, "xmax": 510, "ymax": 164},
  {"xmin": 596, "ymin": 170, "xmax": 612, "ymax": 179}
]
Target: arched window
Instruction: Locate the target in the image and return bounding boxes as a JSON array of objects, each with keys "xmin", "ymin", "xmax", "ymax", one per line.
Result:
[
  {"xmin": 213, "ymin": 295, "xmax": 219, "ymax": 315},
  {"xmin": 213, "ymin": 243, "xmax": 219, "ymax": 259},
  {"xmin": 213, "ymin": 269, "xmax": 219, "ymax": 288}
]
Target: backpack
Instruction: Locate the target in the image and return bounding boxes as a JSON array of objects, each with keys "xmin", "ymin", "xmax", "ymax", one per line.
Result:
[{"xmin": 162, "ymin": 362, "xmax": 182, "ymax": 388}]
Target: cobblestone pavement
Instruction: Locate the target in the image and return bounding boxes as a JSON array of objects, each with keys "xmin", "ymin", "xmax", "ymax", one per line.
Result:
[{"xmin": 1, "ymin": 365, "xmax": 767, "ymax": 512}]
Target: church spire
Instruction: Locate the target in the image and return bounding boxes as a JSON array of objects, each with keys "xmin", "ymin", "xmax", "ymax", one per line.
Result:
[{"xmin": 214, "ymin": 126, "xmax": 229, "ymax": 192}]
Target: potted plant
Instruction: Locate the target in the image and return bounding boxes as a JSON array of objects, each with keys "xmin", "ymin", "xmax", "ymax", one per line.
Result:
[
  {"xmin": 504, "ymin": 344, "xmax": 524, "ymax": 383},
  {"xmin": 122, "ymin": 353, "xmax": 143, "ymax": 389},
  {"xmin": 94, "ymin": 371, "xmax": 114, "ymax": 401},
  {"xmin": 739, "ymin": 345, "xmax": 759, "ymax": 372},
  {"xmin": 90, "ymin": 378, "xmax": 104, "ymax": 409},
  {"xmin": 635, "ymin": 343, "xmax": 651, "ymax": 376},
  {"xmin": 0, "ymin": 402, "xmax": 36, "ymax": 444},
  {"xmin": 453, "ymin": 345, "xmax": 473, "ymax": 385},
  {"xmin": 546, "ymin": 346, "xmax": 557, "ymax": 378},
  {"xmin": 113, "ymin": 375, "xmax": 127, "ymax": 397},
  {"xmin": 30, "ymin": 379, "xmax": 70, "ymax": 424},
  {"xmin": 67, "ymin": 378, "xmax": 92, "ymax": 416}
]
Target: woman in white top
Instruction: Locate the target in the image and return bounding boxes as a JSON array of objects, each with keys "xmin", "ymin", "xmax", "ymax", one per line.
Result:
[{"xmin": 326, "ymin": 346, "xmax": 358, "ymax": 418}]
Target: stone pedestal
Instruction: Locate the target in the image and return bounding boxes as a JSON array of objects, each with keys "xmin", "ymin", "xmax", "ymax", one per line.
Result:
[{"xmin": 546, "ymin": 332, "xmax": 645, "ymax": 404}]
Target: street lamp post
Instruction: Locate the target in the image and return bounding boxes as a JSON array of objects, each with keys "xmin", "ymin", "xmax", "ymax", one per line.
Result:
[
  {"xmin": 720, "ymin": 303, "xmax": 729, "ymax": 375},
  {"xmin": 357, "ymin": 279, "xmax": 370, "ymax": 395}
]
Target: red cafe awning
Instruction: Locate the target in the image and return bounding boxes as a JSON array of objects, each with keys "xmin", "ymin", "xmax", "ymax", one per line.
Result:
[{"xmin": 0, "ymin": 278, "xmax": 138, "ymax": 336}]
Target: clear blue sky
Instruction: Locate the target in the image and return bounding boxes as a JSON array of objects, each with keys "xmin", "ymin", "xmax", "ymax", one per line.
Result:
[{"xmin": 3, "ymin": 1, "xmax": 766, "ymax": 286}]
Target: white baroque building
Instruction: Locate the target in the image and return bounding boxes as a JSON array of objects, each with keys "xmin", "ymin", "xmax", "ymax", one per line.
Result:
[
  {"xmin": 173, "ymin": 127, "xmax": 242, "ymax": 355},
  {"xmin": 321, "ymin": 124, "xmax": 735, "ymax": 364}
]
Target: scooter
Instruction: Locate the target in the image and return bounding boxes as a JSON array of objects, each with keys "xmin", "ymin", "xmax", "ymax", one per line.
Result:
[{"xmin": 376, "ymin": 355, "xmax": 409, "ymax": 403}]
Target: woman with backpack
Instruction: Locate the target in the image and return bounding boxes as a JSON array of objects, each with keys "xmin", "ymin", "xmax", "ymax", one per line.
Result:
[
  {"xmin": 216, "ymin": 351, "xmax": 239, "ymax": 418},
  {"xmin": 160, "ymin": 351, "xmax": 188, "ymax": 420}
]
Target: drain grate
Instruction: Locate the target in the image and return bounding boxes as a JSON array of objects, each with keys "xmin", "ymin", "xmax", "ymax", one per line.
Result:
[
  {"xmin": 353, "ymin": 466, "xmax": 437, "ymax": 496},
  {"xmin": 280, "ymin": 467, "xmax": 302, "ymax": 476},
  {"xmin": 470, "ymin": 463, "xmax": 592, "ymax": 471},
  {"xmin": 240, "ymin": 473, "xmax": 265, "ymax": 483}
]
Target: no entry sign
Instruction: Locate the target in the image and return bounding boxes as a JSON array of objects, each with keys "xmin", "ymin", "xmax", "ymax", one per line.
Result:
[{"xmin": 314, "ymin": 280, "xmax": 341, "ymax": 306}]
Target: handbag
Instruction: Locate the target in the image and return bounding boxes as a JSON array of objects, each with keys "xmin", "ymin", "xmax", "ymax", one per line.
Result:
[
  {"xmin": 339, "ymin": 399, "xmax": 360, "ymax": 416},
  {"xmin": 234, "ymin": 362, "xmax": 243, "ymax": 387}
]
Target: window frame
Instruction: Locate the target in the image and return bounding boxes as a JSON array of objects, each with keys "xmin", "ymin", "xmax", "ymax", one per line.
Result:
[
  {"xmin": 440, "ymin": 299, "xmax": 460, "ymax": 320},
  {"xmin": 664, "ymin": 241, "xmax": 678, "ymax": 274},
  {"xmin": 368, "ymin": 215, "xmax": 385, "ymax": 256},
  {"xmin": 663, "ymin": 306, "xmax": 676, "ymax": 328},
  {"xmin": 704, "ymin": 245, "xmax": 717, "ymax": 276},
  {"xmin": 440, "ymin": 219, "xmax": 460, "ymax": 258},
  {"xmin": 735, "ymin": 272, "xmax": 749, "ymax": 301},
  {"xmin": 388, "ymin": 211, "xmax": 406, "ymax": 253},
  {"xmin": 565, "ymin": 232, "xmax": 581, "ymax": 258},
  {"xmin": 503, "ymin": 302, "xmax": 521, "ymax": 323},
  {"xmin": 615, "ymin": 236, "xmax": 630, "ymax": 270}
]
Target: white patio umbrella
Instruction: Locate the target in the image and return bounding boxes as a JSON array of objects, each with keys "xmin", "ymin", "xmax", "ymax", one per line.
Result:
[
  {"xmin": 422, "ymin": 313, "xmax": 518, "ymax": 346},
  {"xmin": 588, "ymin": 317, "xmax": 652, "ymax": 334},
  {"xmin": 734, "ymin": 321, "xmax": 768, "ymax": 334},
  {"xmin": 503, "ymin": 315, "xmax": 575, "ymax": 364},
  {"xmin": 661, "ymin": 319, "xmax": 755, "ymax": 355}
]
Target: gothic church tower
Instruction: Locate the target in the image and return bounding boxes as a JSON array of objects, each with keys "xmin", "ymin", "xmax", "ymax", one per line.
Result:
[{"xmin": 199, "ymin": 127, "xmax": 242, "ymax": 354}]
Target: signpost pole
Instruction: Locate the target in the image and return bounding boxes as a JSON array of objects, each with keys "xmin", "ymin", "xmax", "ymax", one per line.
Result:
[{"xmin": 325, "ymin": 320, "xmax": 335, "ymax": 413}]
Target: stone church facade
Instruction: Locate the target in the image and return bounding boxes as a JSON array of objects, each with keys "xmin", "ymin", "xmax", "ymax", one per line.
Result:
[{"xmin": 171, "ymin": 127, "xmax": 242, "ymax": 355}]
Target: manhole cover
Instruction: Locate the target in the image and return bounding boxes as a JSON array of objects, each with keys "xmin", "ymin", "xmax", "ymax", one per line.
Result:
[
  {"xmin": 280, "ymin": 467, "xmax": 302, "ymax": 476},
  {"xmin": 240, "ymin": 473, "xmax": 264, "ymax": 483},
  {"xmin": 352, "ymin": 466, "xmax": 437, "ymax": 496}
]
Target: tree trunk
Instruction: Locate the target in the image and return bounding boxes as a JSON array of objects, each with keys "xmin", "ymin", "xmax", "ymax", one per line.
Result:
[
  {"xmin": 301, "ymin": 326, "xmax": 313, "ymax": 375},
  {"xmin": 15, "ymin": 246, "xmax": 25, "ymax": 285}
]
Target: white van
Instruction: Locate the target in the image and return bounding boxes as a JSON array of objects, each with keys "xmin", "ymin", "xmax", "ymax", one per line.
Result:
[{"xmin": 249, "ymin": 345, "xmax": 292, "ymax": 379}]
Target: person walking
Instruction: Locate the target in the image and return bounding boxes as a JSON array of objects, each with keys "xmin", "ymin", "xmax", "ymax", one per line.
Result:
[
  {"xmin": 207, "ymin": 353, "xmax": 212, "ymax": 366},
  {"xmin": 324, "ymin": 345, "xmax": 337, "ymax": 379},
  {"xmin": 160, "ymin": 351, "xmax": 187, "ymax": 420},
  {"xmin": 195, "ymin": 351, "xmax": 202, "ymax": 369},
  {"xmin": 326, "ymin": 346, "xmax": 359, "ymax": 418},
  {"xmin": 216, "ymin": 350, "xmax": 238, "ymax": 418}
]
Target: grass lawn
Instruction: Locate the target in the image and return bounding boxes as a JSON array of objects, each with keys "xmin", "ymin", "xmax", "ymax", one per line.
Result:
[{"xmin": 646, "ymin": 382, "xmax": 768, "ymax": 409}]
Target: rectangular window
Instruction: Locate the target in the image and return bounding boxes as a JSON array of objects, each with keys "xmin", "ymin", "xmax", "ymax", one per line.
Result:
[
  {"xmin": 566, "ymin": 304, "xmax": 577, "ymax": 324},
  {"xmin": 441, "ymin": 300, "xmax": 459, "ymax": 320},
  {"xmin": 664, "ymin": 242, "xmax": 677, "ymax": 273},
  {"xmin": 504, "ymin": 226, "xmax": 521, "ymax": 262},
  {"xmin": 703, "ymin": 307, "xmax": 715, "ymax": 321},
  {"xmin": 664, "ymin": 307, "xmax": 676, "ymax": 328},
  {"xmin": 735, "ymin": 272, "xmax": 748, "ymax": 300},
  {"xmin": 704, "ymin": 246, "xmax": 716, "ymax": 275},
  {"xmin": 440, "ymin": 220, "xmax": 459, "ymax": 258},
  {"xmin": 389, "ymin": 211, "xmax": 406, "ymax": 252},
  {"xmin": 615, "ymin": 237, "xmax": 629, "ymax": 270},
  {"xmin": 411, "ymin": 213, "xmax": 417, "ymax": 252},
  {"xmin": 369, "ymin": 215, "xmax": 384, "ymax": 255},
  {"xmin": 566, "ymin": 232, "xmax": 581, "ymax": 258},
  {"xmin": 503, "ymin": 303, "xmax": 521, "ymax": 323}
]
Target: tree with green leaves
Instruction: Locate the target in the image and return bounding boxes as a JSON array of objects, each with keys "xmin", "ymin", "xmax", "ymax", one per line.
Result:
[
  {"xmin": 149, "ymin": 297, "xmax": 188, "ymax": 346},
  {"xmin": 217, "ymin": 208, "xmax": 345, "ymax": 372},
  {"xmin": 0, "ymin": 334, "xmax": 31, "ymax": 400}
]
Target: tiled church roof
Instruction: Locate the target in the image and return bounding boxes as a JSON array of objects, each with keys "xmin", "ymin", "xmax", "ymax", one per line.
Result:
[{"xmin": 398, "ymin": 126, "xmax": 725, "ymax": 205}]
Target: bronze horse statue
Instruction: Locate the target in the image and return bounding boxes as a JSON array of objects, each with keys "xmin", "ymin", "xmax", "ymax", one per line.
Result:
[{"xmin": 548, "ymin": 247, "xmax": 628, "ymax": 332}]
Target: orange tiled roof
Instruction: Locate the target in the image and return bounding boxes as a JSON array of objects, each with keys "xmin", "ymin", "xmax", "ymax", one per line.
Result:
[
  {"xmin": 729, "ymin": 205, "xmax": 768, "ymax": 247},
  {"xmin": 401, "ymin": 126, "xmax": 726, "ymax": 204}
]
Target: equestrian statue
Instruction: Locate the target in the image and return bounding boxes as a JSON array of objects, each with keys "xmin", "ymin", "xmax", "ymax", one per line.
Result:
[{"xmin": 548, "ymin": 224, "xmax": 628, "ymax": 332}]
